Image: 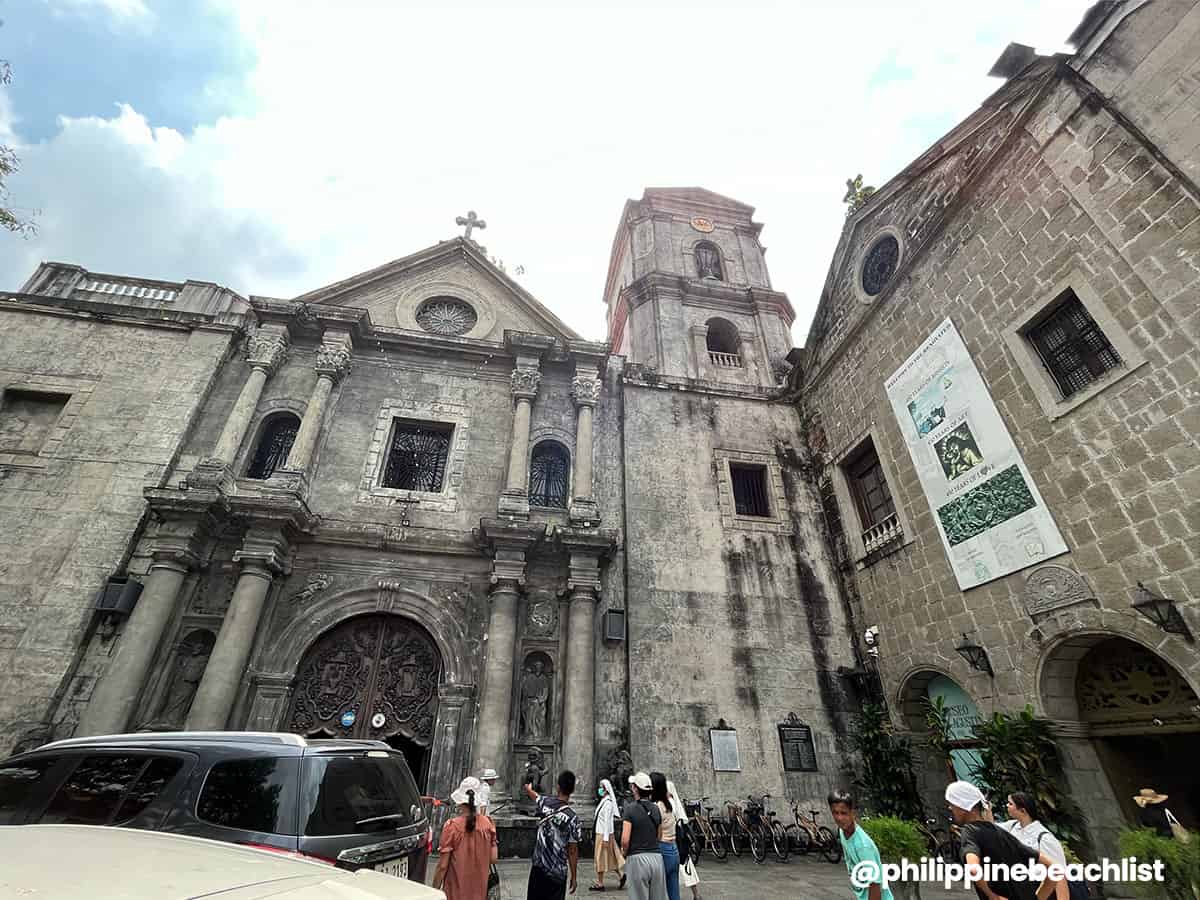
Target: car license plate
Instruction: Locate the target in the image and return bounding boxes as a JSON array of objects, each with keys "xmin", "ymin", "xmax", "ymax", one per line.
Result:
[{"xmin": 373, "ymin": 857, "xmax": 409, "ymax": 879}]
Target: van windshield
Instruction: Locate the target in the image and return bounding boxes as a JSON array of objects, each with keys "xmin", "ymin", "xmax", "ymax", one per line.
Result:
[{"xmin": 300, "ymin": 752, "xmax": 423, "ymax": 836}]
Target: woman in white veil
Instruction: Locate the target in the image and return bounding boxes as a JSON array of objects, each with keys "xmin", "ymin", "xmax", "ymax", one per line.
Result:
[
  {"xmin": 667, "ymin": 780, "xmax": 701, "ymax": 900},
  {"xmin": 590, "ymin": 778, "xmax": 626, "ymax": 891}
]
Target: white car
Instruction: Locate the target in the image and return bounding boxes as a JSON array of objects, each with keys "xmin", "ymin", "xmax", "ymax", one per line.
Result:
[{"xmin": 0, "ymin": 824, "xmax": 447, "ymax": 899}]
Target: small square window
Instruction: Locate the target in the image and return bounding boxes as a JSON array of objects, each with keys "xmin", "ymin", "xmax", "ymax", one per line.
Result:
[
  {"xmin": 1025, "ymin": 290, "xmax": 1122, "ymax": 400},
  {"xmin": 381, "ymin": 420, "xmax": 453, "ymax": 492},
  {"xmin": 730, "ymin": 463, "xmax": 771, "ymax": 517}
]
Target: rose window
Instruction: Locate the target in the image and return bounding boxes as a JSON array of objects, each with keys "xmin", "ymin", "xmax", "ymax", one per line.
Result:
[
  {"xmin": 861, "ymin": 234, "xmax": 900, "ymax": 296},
  {"xmin": 415, "ymin": 298, "xmax": 478, "ymax": 336}
]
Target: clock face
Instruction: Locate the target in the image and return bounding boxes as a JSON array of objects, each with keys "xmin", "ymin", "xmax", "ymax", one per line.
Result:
[{"xmin": 690, "ymin": 216, "xmax": 715, "ymax": 233}]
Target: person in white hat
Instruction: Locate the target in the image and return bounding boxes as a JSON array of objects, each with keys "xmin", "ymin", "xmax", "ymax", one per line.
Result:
[
  {"xmin": 477, "ymin": 767, "xmax": 499, "ymax": 816},
  {"xmin": 432, "ymin": 776, "xmax": 498, "ymax": 900},
  {"xmin": 944, "ymin": 780, "xmax": 1067, "ymax": 900},
  {"xmin": 620, "ymin": 772, "xmax": 667, "ymax": 900}
]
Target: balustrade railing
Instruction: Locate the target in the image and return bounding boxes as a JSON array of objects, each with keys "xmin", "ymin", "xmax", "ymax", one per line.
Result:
[
  {"xmin": 709, "ymin": 351, "xmax": 743, "ymax": 368},
  {"xmin": 862, "ymin": 512, "xmax": 903, "ymax": 555},
  {"xmin": 83, "ymin": 279, "xmax": 178, "ymax": 302}
]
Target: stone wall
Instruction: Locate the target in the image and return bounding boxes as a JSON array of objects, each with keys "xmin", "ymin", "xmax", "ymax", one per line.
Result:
[
  {"xmin": 619, "ymin": 372, "xmax": 858, "ymax": 808},
  {"xmin": 0, "ymin": 302, "xmax": 238, "ymax": 753},
  {"xmin": 800, "ymin": 53, "xmax": 1200, "ymax": 852}
]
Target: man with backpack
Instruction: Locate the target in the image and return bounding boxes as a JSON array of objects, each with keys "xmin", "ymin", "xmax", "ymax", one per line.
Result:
[
  {"xmin": 620, "ymin": 772, "xmax": 668, "ymax": 900},
  {"xmin": 525, "ymin": 770, "xmax": 582, "ymax": 899}
]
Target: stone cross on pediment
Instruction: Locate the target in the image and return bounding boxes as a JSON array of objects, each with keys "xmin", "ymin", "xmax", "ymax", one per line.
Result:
[{"xmin": 455, "ymin": 210, "xmax": 487, "ymax": 241}]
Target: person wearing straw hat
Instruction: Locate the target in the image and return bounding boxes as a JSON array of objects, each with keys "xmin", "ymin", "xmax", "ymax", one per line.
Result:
[
  {"xmin": 432, "ymin": 776, "xmax": 498, "ymax": 900},
  {"xmin": 477, "ymin": 767, "xmax": 499, "ymax": 816},
  {"xmin": 1134, "ymin": 788, "xmax": 1177, "ymax": 838}
]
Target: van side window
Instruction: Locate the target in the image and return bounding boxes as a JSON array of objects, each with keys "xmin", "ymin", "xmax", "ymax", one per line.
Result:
[
  {"xmin": 115, "ymin": 757, "xmax": 183, "ymax": 822},
  {"xmin": 40, "ymin": 755, "xmax": 146, "ymax": 825},
  {"xmin": 0, "ymin": 758, "xmax": 59, "ymax": 824},
  {"xmin": 197, "ymin": 757, "xmax": 299, "ymax": 835}
]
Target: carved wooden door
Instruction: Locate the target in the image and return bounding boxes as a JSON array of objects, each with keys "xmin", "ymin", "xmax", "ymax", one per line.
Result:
[{"xmin": 287, "ymin": 614, "xmax": 441, "ymax": 747}]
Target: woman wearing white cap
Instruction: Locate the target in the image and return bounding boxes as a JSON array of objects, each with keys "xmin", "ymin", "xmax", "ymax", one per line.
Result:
[
  {"xmin": 621, "ymin": 772, "xmax": 668, "ymax": 900},
  {"xmin": 432, "ymin": 776, "xmax": 499, "ymax": 900},
  {"xmin": 590, "ymin": 778, "xmax": 626, "ymax": 892}
]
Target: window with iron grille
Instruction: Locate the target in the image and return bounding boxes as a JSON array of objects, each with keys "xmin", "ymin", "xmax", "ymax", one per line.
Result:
[
  {"xmin": 845, "ymin": 441, "xmax": 895, "ymax": 529},
  {"xmin": 730, "ymin": 463, "xmax": 770, "ymax": 517},
  {"xmin": 246, "ymin": 414, "xmax": 300, "ymax": 480},
  {"xmin": 1027, "ymin": 290, "xmax": 1122, "ymax": 399},
  {"xmin": 381, "ymin": 420, "xmax": 453, "ymax": 492},
  {"xmin": 529, "ymin": 441, "xmax": 570, "ymax": 508}
]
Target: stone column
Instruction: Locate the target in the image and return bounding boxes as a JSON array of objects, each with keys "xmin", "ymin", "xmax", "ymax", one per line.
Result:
[
  {"xmin": 559, "ymin": 553, "xmax": 601, "ymax": 796},
  {"xmin": 429, "ymin": 683, "xmax": 476, "ymax": 803},
  {"xmin": 498, "ymin": 363, "xmax": 541, "ymax": 518},
  {"xmin": 284, "ymin": 333, "xmax": 352, "ymax": 473},
  {"xmin": 569, "ymin": 370, "xmax": 600, "ymax": 524},
  {"xmin": 186, "ymin": 531, "xmax": 286, "ymax": 730},
  {"xmin": 475, "ymin": 576, "xmax": 522, "ymax": 798},
  {"xmin": 210, "ymin": 327, "xmax": 289, "ymax": 465},
  {"xmin": 78, "ymin": 549, "xmax": 196, "ymax": 736}
]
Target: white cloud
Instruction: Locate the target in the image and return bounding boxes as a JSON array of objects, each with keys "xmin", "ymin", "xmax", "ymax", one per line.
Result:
[
  {"xmin": 42, "ymin": 0, "xmax": 154, "ymax": 22},
  {"xmin": 5, "ymin": 0, "xmax": 1092, "ymax": 343}
]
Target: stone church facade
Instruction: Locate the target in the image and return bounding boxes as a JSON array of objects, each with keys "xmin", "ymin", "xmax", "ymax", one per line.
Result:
[
  {"xmin": 0, "ymin": 189, "xmax": 857, "ymax": 816},
  {"xmin": 0, "ymin": 0, "xmax": 1197, "ymax": 857}
]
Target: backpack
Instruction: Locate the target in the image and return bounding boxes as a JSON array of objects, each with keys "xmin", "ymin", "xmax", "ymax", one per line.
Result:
[{"xmin": 676, "ymin": 818, "xmax": 695, "ymax": 862}]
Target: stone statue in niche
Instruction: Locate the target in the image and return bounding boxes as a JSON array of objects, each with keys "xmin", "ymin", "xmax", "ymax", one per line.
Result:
[
  {"xmin": 695, "ymin": 244, "xmax": 723, "ymax": 280},
  {"xmin": 522, "ymin": 748, "xmax": 547, "ymax": 794},
  {"xmin": 151, "ymin": 630, "xmax": 215, "ymax": 727},
  {"xmin": 519, "ymin": 657, "xmax": 552, "ymax": 742}
]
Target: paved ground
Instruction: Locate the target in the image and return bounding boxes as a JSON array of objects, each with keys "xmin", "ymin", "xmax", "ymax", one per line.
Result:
[{"xmin": 428, "ymin": 854, "xmax": 974, "ymax": 899}]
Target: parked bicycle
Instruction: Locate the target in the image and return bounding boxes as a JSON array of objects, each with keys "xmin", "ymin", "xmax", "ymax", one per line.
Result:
[
  {"xmin": 684, "ymin": 796, "xmax": 728, "ymax": 861},
  {"xmin": 724, "ymin": 798, "xmax": 767, "ymax": 863},
  {"xmin": 751, "ymin": 793, "xmax": 790, "ymax": 862},
  {"xmin": 784, "ymin": 801, "xmax": 842, "ymax": 864}
]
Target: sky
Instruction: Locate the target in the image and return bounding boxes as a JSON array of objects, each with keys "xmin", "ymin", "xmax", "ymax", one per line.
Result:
[{"xmin": 1, "ymin": 0, "xmax": 1090, "ymax": 345}]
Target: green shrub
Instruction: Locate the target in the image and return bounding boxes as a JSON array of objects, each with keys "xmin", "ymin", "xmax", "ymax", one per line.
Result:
[
  {"xmin": 845, "ymin": 703, "xmax": 925, "ymax": 821},
  {"xmin": 861, "ymin": 816, "xmax": 926, "ymax": 863},
  {"xmin": 1117, "ymin": 828, "xmax": 1200, "ymax": 900}
]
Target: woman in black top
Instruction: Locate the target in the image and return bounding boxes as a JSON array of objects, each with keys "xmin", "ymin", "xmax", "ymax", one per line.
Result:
[{"xmin": 621, "ymin": 773, "xmax": 667, "ymax": 900}]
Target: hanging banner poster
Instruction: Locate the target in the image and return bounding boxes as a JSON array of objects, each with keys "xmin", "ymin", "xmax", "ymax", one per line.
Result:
[{"xmin": 884, "ymin": 318, "xmax": 1067, "ymax": 589}]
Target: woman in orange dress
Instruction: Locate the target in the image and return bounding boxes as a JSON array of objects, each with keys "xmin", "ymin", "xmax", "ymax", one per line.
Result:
[{"xmin": 432, "ymin": 776, "xmax": 499, "ymax": 900}]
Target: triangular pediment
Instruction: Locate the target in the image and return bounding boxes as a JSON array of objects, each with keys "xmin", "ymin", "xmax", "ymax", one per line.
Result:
[{"xmin": 293, "ymin": 238, "xmax": 581, "ymax": 343}]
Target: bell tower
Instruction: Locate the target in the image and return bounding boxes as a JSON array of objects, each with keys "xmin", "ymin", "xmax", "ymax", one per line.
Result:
[{"xmin": 601, "ymin": 187, "xmax": 795, "ymax": 385}]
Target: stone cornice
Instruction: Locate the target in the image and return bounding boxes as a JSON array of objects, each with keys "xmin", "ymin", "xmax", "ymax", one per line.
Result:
[
  {"xmin": 0, "ymin": 292, "xmax": 246, "ymax": 333},
  {"xmin": 475, "ymin": 518, "xmax": 547, "ymax": 554},
  {"xmin": 226, "ymin": 493, "xmax": 318, "ymax": 536},
  {"xmin": 504, "ymin": 330, "xmax": 558, "ymax": 356},
  {"xmin": 620, "ymin": 366, "xmax": 779, "ymax": 402}
]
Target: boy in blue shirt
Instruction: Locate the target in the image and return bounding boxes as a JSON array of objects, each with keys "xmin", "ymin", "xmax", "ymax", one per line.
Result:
[{"xmin": 829, "ymin": 789, "xmax": 894, "ymax": 900}]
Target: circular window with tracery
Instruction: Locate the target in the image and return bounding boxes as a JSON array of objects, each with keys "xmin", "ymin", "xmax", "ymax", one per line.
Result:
[
  {"xmin": 415, "ymin": 297, "xmax": 478, "ymax": 336},
  {"xmin": 861, "ymin": 234, "xmax": 900, "ymax": 297}
]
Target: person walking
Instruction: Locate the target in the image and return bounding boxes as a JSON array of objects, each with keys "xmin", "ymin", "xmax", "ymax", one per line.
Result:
[
  {"xmin": 1134, "ymin": 788, "xmax": 1180, "ymax": 839},
  {"xmin": 524, "ymin": 770, "xmax": 581, "ymax": 900},
  {"xmin": 650, "ymin": 772, "xmax": 680, "ymax": 900},
  {"xmin": 666, "ymin": 780, "xmax": 700, "ymax": 900},
  {"xmin": 590, "ymin": 778, "xmax": 625, "ymax": 892},
  {"xmin": 1000, "ymin": 792, "xmax": 1067, "ymax": 866},
  {"xmin": 621, "ymin": 772, "xmax": 667, "ymax": 900},
  {"xmin": 828, "ymin": 789, "xmax": 893, "ymax": 900},
  {"xmin": 477, "ymin": 767, "xmax": 499, "ymax": 816},
  {"xmin": 432, "ymin": 776, "xmax": 498, "ymax": 900},
  {"xmin": 946, "ymin": 780, "xmax": 1068, "ymax": 900}
]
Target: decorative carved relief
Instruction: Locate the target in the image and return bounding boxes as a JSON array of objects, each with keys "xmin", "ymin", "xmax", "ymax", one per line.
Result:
[
  {"xmin": 525, "ymin": 591, "xmax": 558, "ymax": 637},
  {"xmin": 570, "ymin": 376, "xmax": 601, "ymax": 408},
  {"xmin": 289, "ymin": 572, "xmax": 331, "ymax": 605},
  {"xmin": 510, "ymin": 367, "xmax": 542, "ymax": 400},
  {"xmin": 1022, "ymin": 565, "xmax": 1096, "ymax": 618},
  {"xmin": 1077, "ymin": 640, "xmax": 1200, "ymax": 724},
  {"xmin": 314, "ymin": 342, "xmax": 352, "ymax": 381},
  {"xmin": 246, "ymin": 329, "xmax": 290, "ymax": 375},
  {"xmin": 287, "ymin": 614, "xmax": 441, "ymax": 745}
]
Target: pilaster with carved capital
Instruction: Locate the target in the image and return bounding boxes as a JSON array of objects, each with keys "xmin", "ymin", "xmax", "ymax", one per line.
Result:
[
  {"xmin": 245, "ymin": 327, "xmax": 290, "ymax": 375},
  {"xmin": 314, "ymin": 337, "xmax": 353, "ymax": 383},
  {"xmin": 510, "ymin": 366, "xmax": 542, "ymax": 401},
  {"xmin": 570, "ymin": 375, "xmax": 600, "ymax": 408}
]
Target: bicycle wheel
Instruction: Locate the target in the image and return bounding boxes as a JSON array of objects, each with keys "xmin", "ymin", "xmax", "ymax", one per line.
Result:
[
  {"xmin": 749, "ymin": 824, "xmax": 767, "ymax": 863},
  {"xmin": 784, "ymin": 824, "xmax": 810, "ymax": 855},
  {"xmin": 769, "ymin": 820, "xmax": 790, "ymax": 861},
  {"xmin": 936, "ymin": 836, "xmax": 960, "ymax": 863},
  {"xmin": 709, "ymin": 821, "xmax": 729, "ymax": 860},
  {"xmin": 688, "ymin": 831, "xmax": 701, "ymax": 867},
  {"xmin": 817, "ymin": 826, "xmax": 842, "ymax": 864},
  {"xmin": 728, "ymin": 823, "xmax": 742, "ymax": 857}
]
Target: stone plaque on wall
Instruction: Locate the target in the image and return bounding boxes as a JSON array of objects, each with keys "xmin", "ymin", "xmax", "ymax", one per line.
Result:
[
  {"xmin": 777, "ymin": 715, "xmax": 818, "ymax": 772},
  {"xmin": 710, "ymin": 727, "xmax": 741, "ymax": 772}
]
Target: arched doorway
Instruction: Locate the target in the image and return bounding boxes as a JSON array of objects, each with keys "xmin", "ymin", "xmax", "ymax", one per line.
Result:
[
  {"xmin": 1073, "ymin": 637, "xmax": 1200, "ymax": 828},
  {"xmin": 286, "ymin": 614, "xmax": 442, "ymax": 790},
  {"xmin": 898, "ymin": 668, "xmax": 985, "ymax": 812}
]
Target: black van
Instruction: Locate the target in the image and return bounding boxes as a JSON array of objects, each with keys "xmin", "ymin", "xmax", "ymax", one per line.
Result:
[{"xmin": 0, "ymin": 732, "xmax": 430, "ymax": 882}]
